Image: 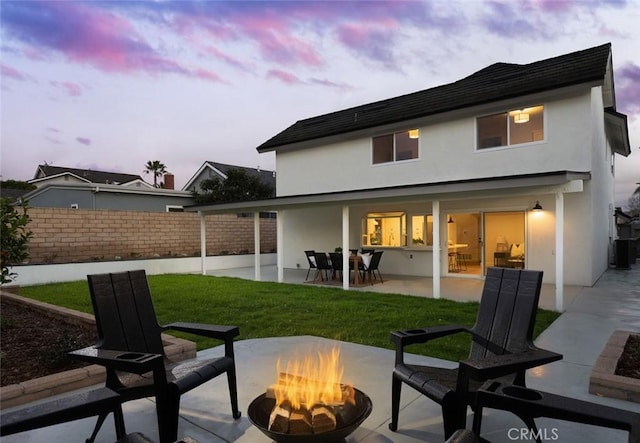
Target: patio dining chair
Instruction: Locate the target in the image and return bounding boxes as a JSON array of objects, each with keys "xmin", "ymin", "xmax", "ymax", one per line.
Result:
[
  {"xmin": 365, "ymin": 250, "xmax": 384, "ymax": 283},
  {"xmin": 70, "ymin": 270, "xmax": 241, "ymax": 443},
  {"xmin": 329, "ymin": 252, "xmax": 344, "ymax": 280},
  {"xmin": 304, "ymin": 250, "xmax": 317, "ymax": 280},
  {"xmin": 313, "ymin": 252, "xmax": 333, "ymax": 281}
]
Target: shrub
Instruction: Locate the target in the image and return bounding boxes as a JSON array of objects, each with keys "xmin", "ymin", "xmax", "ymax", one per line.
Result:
[{"xmin": 1, "ymin": 198, "xmax": 33, "ymax": 283}]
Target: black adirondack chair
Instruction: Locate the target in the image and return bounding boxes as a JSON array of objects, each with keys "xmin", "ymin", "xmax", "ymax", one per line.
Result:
[
  {"xmin": 69, "ymin": 270, "xmax": 241, "ymax": 443},
  {"xmin": 389, "ymin": 267, "xmax": 563, "ymax": 440}
]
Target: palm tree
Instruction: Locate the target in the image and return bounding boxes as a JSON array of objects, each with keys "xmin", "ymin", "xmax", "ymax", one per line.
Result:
[{"xmin": 143, "ymin": 160, "xmax": 167, "ymax": 188}]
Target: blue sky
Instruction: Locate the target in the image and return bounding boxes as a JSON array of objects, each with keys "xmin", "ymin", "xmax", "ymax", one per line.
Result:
[{"xmin": 1, "ymin": 1, "xmax": 639, "ymax": 207}]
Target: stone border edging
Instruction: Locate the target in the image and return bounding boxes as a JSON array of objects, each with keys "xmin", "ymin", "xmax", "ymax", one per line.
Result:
[
  {"xmin": 0, "ymin": 291, "xmax": 196, "ymax": 410},
  {"xmin": 589, "ymin": 329, "xmax": 640, "ymax": 403}
]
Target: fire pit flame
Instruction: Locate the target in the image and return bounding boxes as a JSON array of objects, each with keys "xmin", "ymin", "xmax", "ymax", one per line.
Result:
[{"xmin": 273, "ymin": 346, "xmax": 347, "ymax": 410}]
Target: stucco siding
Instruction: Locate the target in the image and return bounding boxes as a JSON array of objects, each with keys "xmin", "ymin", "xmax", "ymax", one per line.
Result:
[{"xmin": 276, "ymin": 91, "xmax": 594, "ymax": 197}]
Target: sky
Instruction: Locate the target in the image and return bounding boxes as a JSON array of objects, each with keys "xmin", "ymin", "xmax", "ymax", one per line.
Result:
[{"xmin": 1, "ymin": 0, "xmax": 639, "ymax": 209}]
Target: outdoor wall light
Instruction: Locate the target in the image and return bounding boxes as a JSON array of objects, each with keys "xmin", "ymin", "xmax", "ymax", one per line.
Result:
[
  {"xmin": 408, "ymin": 129, "xmax": 420, "ymax": 139},
  {"xmin": 532, "ymin": 201, "xmax": 543, "ymax": 212},
  {"xmin": 448, "ymin": 216, "xmax": 455, "ymax": 223}
]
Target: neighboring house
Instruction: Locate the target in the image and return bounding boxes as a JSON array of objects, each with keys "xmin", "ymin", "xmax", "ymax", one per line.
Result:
[
  {"xmin": 182, "ymin": 161, "xmax": 276, "ymax": 197},
  {"xmin": 24, "ymin": 165, "xmax": 192, "ymax": 211},
  {"xmin": 30, "ymin": 164, "xmax": 150, "ymax": 187},
  {"xmin": 189, "ymin": 43, "xmax": 631, "ymax": 311}
]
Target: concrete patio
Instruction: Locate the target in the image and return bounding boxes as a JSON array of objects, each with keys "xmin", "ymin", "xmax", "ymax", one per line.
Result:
[{"xmin": 2, "ymin": 264, "xmax": 639, "ymax": 442}]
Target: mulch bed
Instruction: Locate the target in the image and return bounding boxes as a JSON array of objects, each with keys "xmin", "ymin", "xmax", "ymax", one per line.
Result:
[
  {"xmin": 0, "ymin": 299, "xmax": 96, "ymax": 387},
  {"xmin": 615, "ymin": 333, "xmax": 640, "ymax": 380}
]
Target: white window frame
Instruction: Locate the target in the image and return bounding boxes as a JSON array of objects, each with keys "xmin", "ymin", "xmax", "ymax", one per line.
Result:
[
  {"xmin": 475, "ymin": 105, "xmax": 545, "ymax": 151},
  {"xmin": 371, "ymin": 129, "xmax": 420, "ymax": 165}
]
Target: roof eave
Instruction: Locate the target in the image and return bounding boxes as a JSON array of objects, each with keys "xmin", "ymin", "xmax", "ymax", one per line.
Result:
[
  {"xmin": 186, "ymin": 171, "xmax": 590, "ymax": 215},
  {"xmin": 605, "ymin": 108, "xmax": 631, "ymax": 157}
]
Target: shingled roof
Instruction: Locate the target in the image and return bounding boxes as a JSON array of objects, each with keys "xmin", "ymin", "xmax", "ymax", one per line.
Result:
[
  {"xmin": 257, "ymin": 43, "xmax": 612, "ymax": 152},
  {"xmin": 32, "ymin": 164, "xmax": 145, "ymax": 185}
]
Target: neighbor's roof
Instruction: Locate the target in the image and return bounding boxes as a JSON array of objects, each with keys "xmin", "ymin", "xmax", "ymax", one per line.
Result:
[
  {"xmin": 182, "ymin": 161, "xmax": 276, "ymax": 195},
  {"xmin": 31, "ymin": 164, "xmax": 147, "ymax": 185},
  {"xmin": 257, "ymin": 43, "xmax": 613, "ymax": 152}
]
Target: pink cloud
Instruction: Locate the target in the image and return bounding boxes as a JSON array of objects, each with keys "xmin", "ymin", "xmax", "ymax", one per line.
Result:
[
  {"xmin": 76, "ymin": 137, "xmax": 91, "ymax": 146},
  {"xmin": 267, "ymin": 69, "xmax": 301, "ymax": 84},
  {"xmin": 192, "ymin": 68, "xmax": 226, "ymax": 83},
  {"xmin": 309, "ymin": 78, "xmax": 352, "ymax": 90},
  {"xmin": 2, "ymin": 1, "xmax": 224, "ymax": 82},
  {"xmin": 51, "ymin": 81, "xmax": 83, "ymax": 96},
  {"xmin": 336, "ymin": 21, "xmax": 397, "ymax": 67},
  {"xmin": 203, "ymin": 46, "xmax": 254, "ymax": 72},
  {"xmin": 1, "ymin": 63, "xmax": 27, "ymax": 81}
]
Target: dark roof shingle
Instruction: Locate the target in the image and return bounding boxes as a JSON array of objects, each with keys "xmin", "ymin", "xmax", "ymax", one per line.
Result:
[
  {"xmin": 257, "ymin": 43, "xmax": 611, "ymax": 152},
  {"xmin": 34, "ymin": 165, "xmax": 144, "ymax": 185}
]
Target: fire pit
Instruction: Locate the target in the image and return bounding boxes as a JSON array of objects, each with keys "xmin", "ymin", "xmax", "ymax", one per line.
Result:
[
  {"xmin": 248, "ymin": 388, "xmax": 372, "ymax": 443},
  {"xmin": 247, "ymin": 346, "xmax": 373, "ymax": 443}
]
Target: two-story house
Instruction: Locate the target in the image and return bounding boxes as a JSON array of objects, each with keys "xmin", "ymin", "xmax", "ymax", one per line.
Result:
[
  {"xmin": 189, "ymin": 43, "xmax": 631, "ymax": 311},
  {"xmin": 182, "ymin": 161, "xmax": 276, "ymax": 196}
]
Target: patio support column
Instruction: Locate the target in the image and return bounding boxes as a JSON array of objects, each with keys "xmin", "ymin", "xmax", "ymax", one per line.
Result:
[
  {"xmin": 254, "ymin": 211, "xmax": 261, "ymax": 281},
  {"xmin": 199, "ymin": 211, "xmax": 206, "ymax": 275},
  {"xmin": 555, "ymin": 192, "xmax": 564, "ymax": 311},
  {"xmin": 342, "ymin": 205, "xmax": 350, "ymax": 290},
  {"xmin": 433, "ymin": 200, "xmax": 441, "ymax": 299},
  {"xmin": 277, "ymin": 210, "xmax": 284, "ymax": 282}
]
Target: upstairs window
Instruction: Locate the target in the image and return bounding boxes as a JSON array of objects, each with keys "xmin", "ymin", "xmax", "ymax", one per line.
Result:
[
  {"xmin": 372, "ymin": 129, "xmax": 419, "ymax": 164},
  {"xmin": 477, "ymin": 105, "xmax": 544, "ymax": 149}
]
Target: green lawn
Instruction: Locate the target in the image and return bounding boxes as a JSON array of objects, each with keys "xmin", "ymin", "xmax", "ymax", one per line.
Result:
[{"xmin": 19, "ymin": 274, "xmax": 560, "ymax": 362}]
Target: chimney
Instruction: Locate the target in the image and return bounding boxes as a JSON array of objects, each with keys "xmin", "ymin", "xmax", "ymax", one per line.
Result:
[{"xmin": 164, "ymin": 173, "xmax": 175, "ymax": 190}]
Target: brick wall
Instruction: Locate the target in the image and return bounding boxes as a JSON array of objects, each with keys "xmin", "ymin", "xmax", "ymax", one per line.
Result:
[{"xmin": 26, "ymin": 208, "xmax": 276, "ymax": 264}]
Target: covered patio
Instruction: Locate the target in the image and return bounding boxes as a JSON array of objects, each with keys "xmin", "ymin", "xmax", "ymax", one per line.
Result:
[{"xmin": 187, "ymin": 171, "xmax": 590, "ymax": 313}]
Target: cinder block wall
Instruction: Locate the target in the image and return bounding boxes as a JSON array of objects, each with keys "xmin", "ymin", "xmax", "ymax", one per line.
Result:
[{"xmin": 26, "ymin": 208, "xmax": 276, "ymax": 264}]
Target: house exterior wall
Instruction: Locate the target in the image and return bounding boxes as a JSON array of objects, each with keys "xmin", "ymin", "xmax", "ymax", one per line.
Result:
[
  {"xmin": 589, "ymin": 86, "xmax": 617, "ymax": 283},
  {"xmin": 275, "ymin": 91, "xmax": 594, "ymax": 197},
  {"xmin": 25, "ymin": 207, "xmax": 276, "ymax": 264},
  {"xmin": 26, "ymin": 188, "xmax": 194, "ymax": 211}
]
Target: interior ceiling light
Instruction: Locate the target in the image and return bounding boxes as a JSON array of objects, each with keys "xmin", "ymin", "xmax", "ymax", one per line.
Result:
[
  {"xmin": 514, "ymin": 112, "xmax": 529, "ymax": 124},
  {"xmin": 408, "ymin": 129, "xmax": 420, "ymax": 139}
]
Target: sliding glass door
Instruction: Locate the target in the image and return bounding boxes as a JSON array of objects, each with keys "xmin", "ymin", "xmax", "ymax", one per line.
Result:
[{"xmin": 483, "ymin": 211, "xmax": 526, "ymax": 275}]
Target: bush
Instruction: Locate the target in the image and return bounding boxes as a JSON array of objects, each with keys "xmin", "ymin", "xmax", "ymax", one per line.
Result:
[{"xmin": 1, "ymin": 198, "xmax": 33, "ymax": 283}]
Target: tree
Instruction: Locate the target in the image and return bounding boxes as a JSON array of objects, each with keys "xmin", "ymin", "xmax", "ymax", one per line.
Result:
[
  {"xmin": 1, "ymin": 198, "xmax": 33, "ymax": 283},
  {"xmin": 0, "ymin": 180, "xmax": 36, "ymax": 191},
  {"xmin": 193, "ymin": 168, "xmax": 274, "ymax": 204},
  {"xmin": 143, "ymin": 160, "xmax": 167, "ymax": 188},
  {"xmin": 628, "ymin": 182, "xmax": 640, "ymax": 218}
]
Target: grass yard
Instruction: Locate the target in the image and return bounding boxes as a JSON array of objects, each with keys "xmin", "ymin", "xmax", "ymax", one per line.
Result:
[{"xmin": 19, "ymin": 274, "xmax": 560, "ymax": 362}]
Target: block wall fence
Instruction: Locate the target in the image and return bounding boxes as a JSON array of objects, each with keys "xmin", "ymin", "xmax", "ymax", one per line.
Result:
[{"xmin": 26, "ymin": 207, "xmax": 277, "ymax": 264}]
